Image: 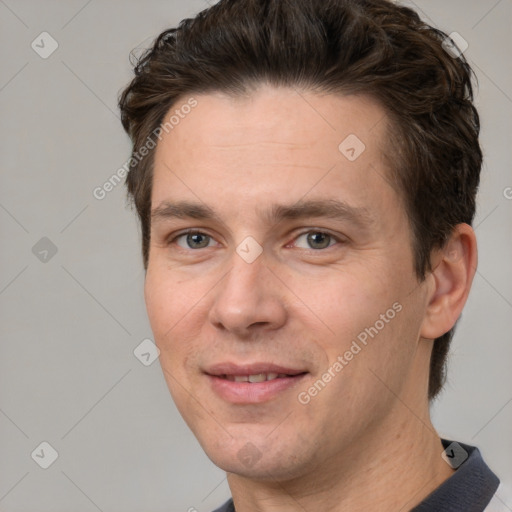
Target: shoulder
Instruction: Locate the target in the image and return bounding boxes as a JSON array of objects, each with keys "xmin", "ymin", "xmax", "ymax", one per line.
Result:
[
  {"xmin": 411, "ymin": 439, "xmax": 500, "ymax": 511},
  {"xmin": 211, "ymin": 498, "xmax": 234, "ymax": 512}
]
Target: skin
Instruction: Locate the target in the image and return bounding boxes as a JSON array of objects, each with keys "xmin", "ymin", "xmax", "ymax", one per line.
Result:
[{"xmin": 144, "ymin": 85, "xmax": 477, "ymax": 511}]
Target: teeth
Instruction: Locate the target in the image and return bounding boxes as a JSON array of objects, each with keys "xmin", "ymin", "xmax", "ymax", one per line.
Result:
[
  {"xmin": 225, "ymin": 373, "xmax": 286, "ymax": 382},
  {"xmin": 248, "ymin": 373, "xmax": 267, "ymax": 383}
]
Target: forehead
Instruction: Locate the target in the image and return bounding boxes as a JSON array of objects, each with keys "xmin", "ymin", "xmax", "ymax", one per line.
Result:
[
  {"xmin": 151, "ymin": 86, "xmax": 400, "ymax": 227},
  {"xmin": 158, "ymin": 86, "xmax": 388, "ymax": 157}
]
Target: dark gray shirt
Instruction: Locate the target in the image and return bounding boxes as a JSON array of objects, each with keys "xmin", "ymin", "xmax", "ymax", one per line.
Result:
[{"xmin": 211, "ymin": 439, "xmax": 499, "ymax": 512}]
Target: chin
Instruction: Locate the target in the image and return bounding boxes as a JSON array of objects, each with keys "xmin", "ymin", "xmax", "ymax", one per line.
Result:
[
  {"xmin": 201, "ymin": 436, "xmax": 311, "ymax": 482},
  {"xmin": 215, "ymin": 456, "xmax": 306, "ymax": 482}
]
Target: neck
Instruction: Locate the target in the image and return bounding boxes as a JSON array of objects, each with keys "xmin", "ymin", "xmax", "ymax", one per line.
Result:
[{"xmin": 227, "ymin": 389, "xmax": 454, "ymax": 511}]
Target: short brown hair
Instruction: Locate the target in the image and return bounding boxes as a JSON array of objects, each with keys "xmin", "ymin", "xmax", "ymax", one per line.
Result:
[{"xmin": 118, "ymin": 0, "xmax": 482, "ymax": 401}]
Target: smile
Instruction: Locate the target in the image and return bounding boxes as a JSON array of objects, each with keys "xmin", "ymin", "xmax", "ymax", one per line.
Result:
[
  {"xmin": 204, "ymin": 363, "xmax": 308, "ymax": 404},
  {"xmin": 222, "ymin": 373, "xmax": 293, "ymax": 382}
]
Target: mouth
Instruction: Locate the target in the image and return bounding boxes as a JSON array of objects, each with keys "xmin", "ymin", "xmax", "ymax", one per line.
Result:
[
  {"xmin": 204, "ymin": 363, "xmax": 308, "ymax": 404},
  {"xmin": 221, "ymin": 372, "xmax": 301, "ymax": 382}
]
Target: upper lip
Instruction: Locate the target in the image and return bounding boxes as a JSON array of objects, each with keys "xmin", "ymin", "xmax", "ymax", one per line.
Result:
[{"xmin": 204, "ymin": 362, "xmax": 308, "ymax": 376}]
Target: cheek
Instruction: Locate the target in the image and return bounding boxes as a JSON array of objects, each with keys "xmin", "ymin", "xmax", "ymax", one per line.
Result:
[
  {"xmin": 144, "ymin": 265, "xmax": 211, "ymax": 378},
  {"xmin": 300, "ymin": 268, "xmax": 418, "ymax": 388},
  {"xmin": 291, "ymin": 270, "xmax": 395, "ymax": 347},
  {"xmin": 144, "ymin": 267, "xmax": 192, "ymax": 366},
  {"xmin": 145, "ymin": 264, "xmax": 191, "ymax": 333}
]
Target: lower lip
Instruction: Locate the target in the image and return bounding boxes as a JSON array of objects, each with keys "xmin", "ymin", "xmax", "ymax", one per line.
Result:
[{"xmin": 207, "ymin": 374, "xmax": 307, "ymax": 404}]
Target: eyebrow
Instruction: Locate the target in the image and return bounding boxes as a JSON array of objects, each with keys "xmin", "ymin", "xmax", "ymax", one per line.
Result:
[{"xmin": 151, "ymin": 198, "xmax": 375, "ymax": 230}]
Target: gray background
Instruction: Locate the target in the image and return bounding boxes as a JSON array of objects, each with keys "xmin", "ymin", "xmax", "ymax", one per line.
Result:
[{"xmin": 0, "ymin": 0, "xmax": 511, "ymax": 511}]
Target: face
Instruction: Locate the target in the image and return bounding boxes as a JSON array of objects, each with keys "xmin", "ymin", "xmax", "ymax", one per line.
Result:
[{"xmin": 145, "ymin": 86, "xmax": 433, "ymax": 480}]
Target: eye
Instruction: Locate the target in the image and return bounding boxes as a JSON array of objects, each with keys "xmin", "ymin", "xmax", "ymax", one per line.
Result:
[
  {"xmin": 167, "ymin": 229, "xmax": 343, "ymax": 252},
  {"xmin": 293, "ymin": 231, "xmax": 340, "ymax": 250},
  {"xmin": 173, "ymin": 231, "xmax": 215, "ymax": 250}
]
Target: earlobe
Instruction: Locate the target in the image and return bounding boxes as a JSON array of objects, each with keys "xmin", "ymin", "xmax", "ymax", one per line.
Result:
[{"xmin": 420, "ymin": 223, "xmax": 478, "ymax": 340}]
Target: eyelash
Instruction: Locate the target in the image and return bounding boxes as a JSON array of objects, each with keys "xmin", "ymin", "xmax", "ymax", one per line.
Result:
[{"xmin": 167, "ymin": 229, "xmax": 345, "ymax": 252}]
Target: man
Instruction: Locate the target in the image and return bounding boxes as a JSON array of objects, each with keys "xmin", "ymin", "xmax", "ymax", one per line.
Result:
[{"xmin": 118, "ymin": 0, "xmax": 500, "ymax": 510}]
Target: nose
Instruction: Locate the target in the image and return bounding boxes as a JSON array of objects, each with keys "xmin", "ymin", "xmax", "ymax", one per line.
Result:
[{"xmin": 208, "ymin": 248, "xmax": 288, "ymax": 338}]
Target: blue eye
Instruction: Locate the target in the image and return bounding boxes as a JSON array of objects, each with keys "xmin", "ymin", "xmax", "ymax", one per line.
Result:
[
  {"xmin": 169, "ymin": 229, "xmax": 341, "ymax": 252},
  {"xmin": 294, "ymin": 231, "xmax": 338, "ymax": 250},
  {"xmin": 175, "ymin": 231, "xmax": 214, "ymax": 249}
]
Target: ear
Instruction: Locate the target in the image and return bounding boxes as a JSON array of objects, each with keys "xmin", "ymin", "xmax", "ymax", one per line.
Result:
[{"xmin": 420, "ymin": 223, "xmax": 478, "ymax": 340}]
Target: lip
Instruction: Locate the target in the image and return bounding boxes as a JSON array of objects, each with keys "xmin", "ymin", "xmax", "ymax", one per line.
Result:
[
  {"xmin": 204, "ymin": 362, "xmax": 308, "ymax": 404},
  {"xmin": 205, "ymin": 362, "xmax": 307, "ymax": 377}
]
